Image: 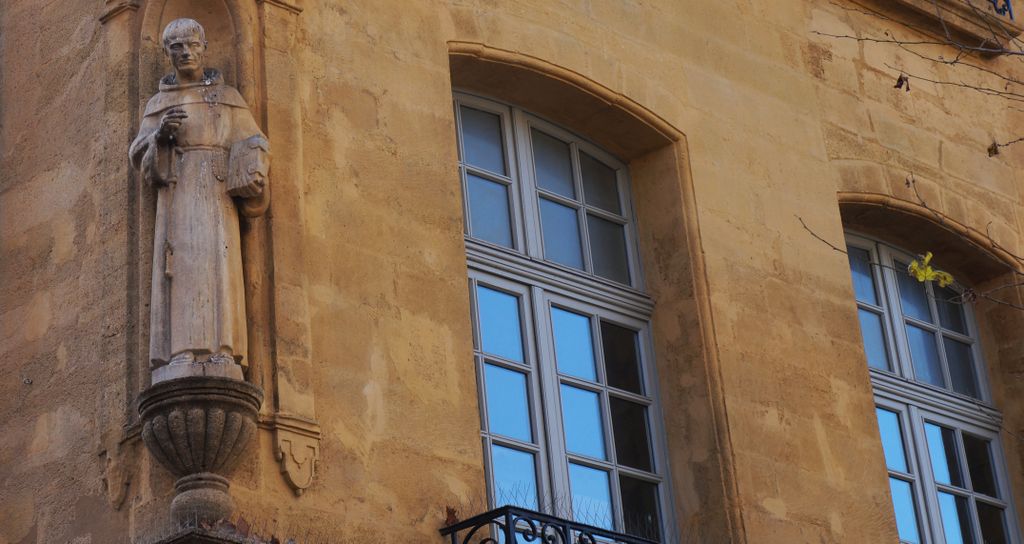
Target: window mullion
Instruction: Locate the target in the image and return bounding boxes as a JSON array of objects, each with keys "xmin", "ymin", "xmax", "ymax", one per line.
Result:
[
  {"xmin": 459, "ymin": 166, "xmax": 472, "ymax": 238},
  {"xmin": 570, "ymin": 142, "xmax": 595, "ymax": 275},
  {"xmin": 908, "ymin": 405, "xmax": 943, "ymax": 544},
  {"xmin": 512, "ymin": 108, "xmax": 543, "ymax": 260},
  {"xmin": 867, "ymin": 242, "xmax": 900, "ymax": 375},
  {"xmin": 929, "ymin": 282, "xmax": 956, "ymax": 392},
  {"xmin": 879, "ymin": 245, "xmax": 914, "ymax": 379},
  {"xmin": 532, "ymin": 287, "xmax": 570, "ymax": 517}
]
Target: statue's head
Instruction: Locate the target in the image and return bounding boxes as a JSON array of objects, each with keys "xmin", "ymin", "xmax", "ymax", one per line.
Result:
[{"xmin": 162, "ymin": 18, "xmax": 207, "ymax": 82}]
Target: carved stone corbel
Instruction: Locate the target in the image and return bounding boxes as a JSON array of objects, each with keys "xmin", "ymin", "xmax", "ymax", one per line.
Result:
[{"xmin": 269, "ymin": 414, "xmax": 321, "ymax": 495}]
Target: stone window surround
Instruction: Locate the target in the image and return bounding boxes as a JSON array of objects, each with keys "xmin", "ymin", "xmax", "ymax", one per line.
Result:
[
  {"xmin": 846, "ymin": 233, "xmax": 1023, "ymax": 543},
  {"xmin": 456, "ymin": 92, "xmax": 673, "ymax": 539}
]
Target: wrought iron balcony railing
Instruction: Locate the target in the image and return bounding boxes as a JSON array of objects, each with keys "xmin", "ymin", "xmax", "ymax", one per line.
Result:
[{"xmin": 439, "ymin": 505, "xmax": 659, "ymax": 544}]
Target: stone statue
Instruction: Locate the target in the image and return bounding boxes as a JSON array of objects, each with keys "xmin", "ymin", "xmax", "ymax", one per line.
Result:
[{"xmin": 130, "ymin": 18, "xmax": 269, "ymax": 383}]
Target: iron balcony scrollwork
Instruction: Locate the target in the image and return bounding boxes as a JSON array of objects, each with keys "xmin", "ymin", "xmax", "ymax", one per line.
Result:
[{"xmin": 439, "ymin": 505, "xmax": 659, "ymax": 544}]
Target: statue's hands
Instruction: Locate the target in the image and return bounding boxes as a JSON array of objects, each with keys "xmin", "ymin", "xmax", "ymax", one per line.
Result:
[{"xmin": 157, "ymin": 107, "xmax": 188, "ymax": 143}]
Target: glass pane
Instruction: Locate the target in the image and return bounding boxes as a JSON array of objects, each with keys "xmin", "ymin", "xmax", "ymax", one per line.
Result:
[
  {"xmin": 467, "ymin": 174, "xmax": 512, "ymax": 247},
  {"xmin": 896, "ymin": 262, "xmax": 933, "ymax": 323},
  {"xmin": 484, "ymin": 364, "xmax": 532, "ymax": 442},
  {"xmin": 963, "ymin": 434, "xmax": 997, "ymax": 497},
  {"xmin": 876, "ymin": 408, "xmax": 907, "ymax": 473},
  {"xmin": 620, "ymin": 476, "xmax": 660, "ymax": 541},
  {"xmin": 977, "ymin": 502, "xmax": 1008, "ymax": 544},
  {"xmin": 858, "ymin": 309, "xmax": 890, "ymax": 371},
  {"xmin": 926, "ymin": 423, "xmax": 964, "ymax": 488},
  {"xmin": 539, "ymin": 198, "xmax": 584, "ymax": 269},
  {"xmin": 587, "ymin": 214, "xmax": 630, "ymax": 284},
  {"xmin": 531, "ymin": 129, "xmax": 575, "ymax": 198},
  {"xmin": 848, "ymin": 247, "xmax": 878, "ymax": 305},
  {"xmin": 938, "ymin": 492, "xmax": 974, "ymax": 544},
  {"xmin": 580, "ymin": 152, "xmax": 621, "ymax": 214},
  {"xmin": 568, "ymin": 463, "xmax": 613, "ymax": 530},
  {"xmin": 491, "ymin": 445, "xmax": 538, "ymax": 510},
  {"xmin": 460, "ymin": 106, "xmax": 506, "ymax": 175},
  {"xmin": 889, "ymin": 478, "xmax": 921, "ymax": 544},
  {"xmin": 560, "ymin": 385, "xmax": 606, "ymax": 460},
  {"xmin": 477, "ymin": 286, "xmax": 524, "ymax": 362},
  {"xmin": 601, "ymin": 321, "xmax": 643, "ymax": 394},
  {"xmin": 936, "ymin": 286, "xmax": 967, "ymax": 333},
  {"xmin": 906, "ymin": 325, "xmax": 944, "ymax": 387},
  {"xmin": 611, "ymin": 398, "xmax": 652, "ymax": 471},
  {"xmin": 551, "ymin": 308, "xmax": 596, "ymax": 381},
  {"xmin": 944, "ymin": 337, "xmax": 979, "ymax": 398}
]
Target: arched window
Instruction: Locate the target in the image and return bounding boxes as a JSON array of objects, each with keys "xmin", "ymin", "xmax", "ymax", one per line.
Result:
[
  {"xmin": 846, "ymin": 233, "xmax": 1021, "ymax": 544},
  {"xmin": 455, "ymin": 93, "xmax": 671, "ymax": 541}
]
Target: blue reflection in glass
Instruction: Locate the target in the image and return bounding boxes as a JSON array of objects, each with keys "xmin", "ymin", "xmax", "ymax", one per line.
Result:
[
  {"xmin": 477, "ymin": 286, "xmax": 523, "ymax": 362},
  {"xmin": 848, "ymin": 247, "xmax": 878, "ymax": 305},
  {"xmin": 896, "ymin": 263, "xmax": 933, "ymax": 323},
  {"xmin": 938, "ymin": 492, "xmax": 974, "ymax": 544},
  {"xmin": 926, "ymin": 423, "xmax": 964, "ymax": 487},
  {"xmin": 460, "ymin": 106, "xmax": 506, "ymax": 175},
  {"xmin": 539, "ymin": 198, "xmax": 583, "ymax": 269},
  {"xmin": 560, "ymin": 385, "xmax": 606, "ymax": 459},
  {"xmin": 551, "ymin": 308, "xmax": 596, "ymax": 380},
  {"xmin": 467, "ymin": 174, "xmax": 512, "ymax": 247},
  {"xmin": 587, "ymin": 214, "xmax": 630, "ymax": 284},
  {"xmin": 944, "ymin": 338, "xmax": 979, "ymax": 398},
  {"xmin": 889, "ymin": 478, "xmax": 921, "ymax": 544},
  {"xmin": 485, "ymin": 364, "xmax": 532, "ymax": 442},
  {"xmin": 580, "ymin": 152, "xmax": 621, "ymax": 214},
  {"xmin": 876, "ymin": 408, "xmax": 907, "ymax": 472},
  {"xmin": 936, "ymin": 285, "xmax": 967, "ymax": 334},
  {"xmin": 492, "ymin": 445, "xmax": 538, "ymax": 510},
  {"xmin": 531, "ymin": 129, "xmax": 575, "ymax": 198},
  {"xmin": 906, "ymin": 325, "xmax": 944, "ymax": 387},
  {"xmin": 569, "ymin": 464, "xmax": 613, "ymax": 530},
  {"xmin": 858, "ymin": 309, "xmax": 890, "ymax": 370}
]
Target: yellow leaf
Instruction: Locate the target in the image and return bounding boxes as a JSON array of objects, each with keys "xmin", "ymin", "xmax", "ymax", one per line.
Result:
[{"xmin": 907, "ymin": 251, "xmax": 954, "ymax": 287}]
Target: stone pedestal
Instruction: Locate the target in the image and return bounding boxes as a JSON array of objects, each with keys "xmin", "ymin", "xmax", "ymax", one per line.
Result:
[{"xmin": 139, "ymin": 375, "xmax": 263, "ymax": 526}]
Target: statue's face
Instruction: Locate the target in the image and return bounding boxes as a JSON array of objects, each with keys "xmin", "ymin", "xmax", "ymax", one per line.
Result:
[{"xmin": 164, "ymin": 30, "xmax": 206, "ymax": 79}]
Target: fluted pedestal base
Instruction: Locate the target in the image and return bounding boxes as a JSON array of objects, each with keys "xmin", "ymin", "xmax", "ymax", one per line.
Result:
[
  {"xmin": 171, "ymin": 473, "xmax": 233, "ymax": 526},
  {"xmin": 138, "ymin": 376, "xmax": 263, "ymax": 528}
]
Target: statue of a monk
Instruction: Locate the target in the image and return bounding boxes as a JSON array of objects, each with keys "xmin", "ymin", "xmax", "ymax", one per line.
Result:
[{"xmin": 130, "ymin": 18, "xmax": 269, "ymax": 382}]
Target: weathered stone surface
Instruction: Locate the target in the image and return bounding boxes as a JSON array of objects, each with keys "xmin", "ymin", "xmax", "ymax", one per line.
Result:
[
  {"xmin": 3, "ymin": 1, "xmax": 1024, "ymax": 544},
  {"xmin": 139, "ymin": 376, "xmax": 263, "ymax": 525},
  {"xmin": 130, "ymin": 18, "xmax": 269, "ymax": 383}
]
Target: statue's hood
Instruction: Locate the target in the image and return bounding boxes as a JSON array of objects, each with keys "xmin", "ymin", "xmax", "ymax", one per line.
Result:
[
  {"xmin": 144, "ymin": 69, "xmax": 248, "ymax": 117},
  {"xmin": 159, "ymin": 68, "xmax": 223, "ymax": 90}
]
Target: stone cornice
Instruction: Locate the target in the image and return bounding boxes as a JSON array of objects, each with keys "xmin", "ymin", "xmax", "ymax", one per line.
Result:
[{"xmin": 888, "ymin": 0, "xmax": 1024, "ymax": 50}]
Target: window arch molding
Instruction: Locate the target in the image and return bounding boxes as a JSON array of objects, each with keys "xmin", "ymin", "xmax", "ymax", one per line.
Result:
[
  {"xmin": 838, "ymin": 193, "xmax": 1021, "ymax": 283},
  {"xmin": 448, "ymin": 42, "xmax": 745, "ymax": 542},
  {"xmin": 842, "ymin": 210, "xmax": 1024, "ymax": 543}
]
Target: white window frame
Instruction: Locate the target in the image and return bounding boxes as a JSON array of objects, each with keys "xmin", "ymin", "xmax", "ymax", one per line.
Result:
[
  {"xmin": 847, "ymin": 233, "xmax": 1022, "ymax": 544},
  {"xmin": 454, "ymin": 93, "xmax": 646, "ymax": 293},
  {"xmin": 457, "ymin": 92, "xmax": 677, "ymax": 541}
]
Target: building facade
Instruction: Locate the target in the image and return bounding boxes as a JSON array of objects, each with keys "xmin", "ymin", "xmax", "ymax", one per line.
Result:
[{"xmin": 2, "ymin": 0, "xmax": 1024, "ymax": 542}]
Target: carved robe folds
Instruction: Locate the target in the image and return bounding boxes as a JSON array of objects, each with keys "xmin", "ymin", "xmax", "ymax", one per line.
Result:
[{"xmin": 130, "ymin": 70, "xmax": 268, "ymax": 378}]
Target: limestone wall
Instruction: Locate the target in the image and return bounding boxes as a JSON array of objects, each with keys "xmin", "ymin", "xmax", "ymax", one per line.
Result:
[{"xmin": 2, "ymin": 0, "xmax": 1023, "ymax": 543}]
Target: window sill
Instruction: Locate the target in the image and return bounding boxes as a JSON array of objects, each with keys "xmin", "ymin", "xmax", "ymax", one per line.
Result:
[
  {"xmin": 890, "ymin": 0, "xmax": 1023, "ymax": 51},
  {"xmin": 870, "ymin": 368, "xmax": 1003, "ymax": 429},
  {"xmin": 465, "ymin": 239, "xmax": 654, "ymax": 315}
]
